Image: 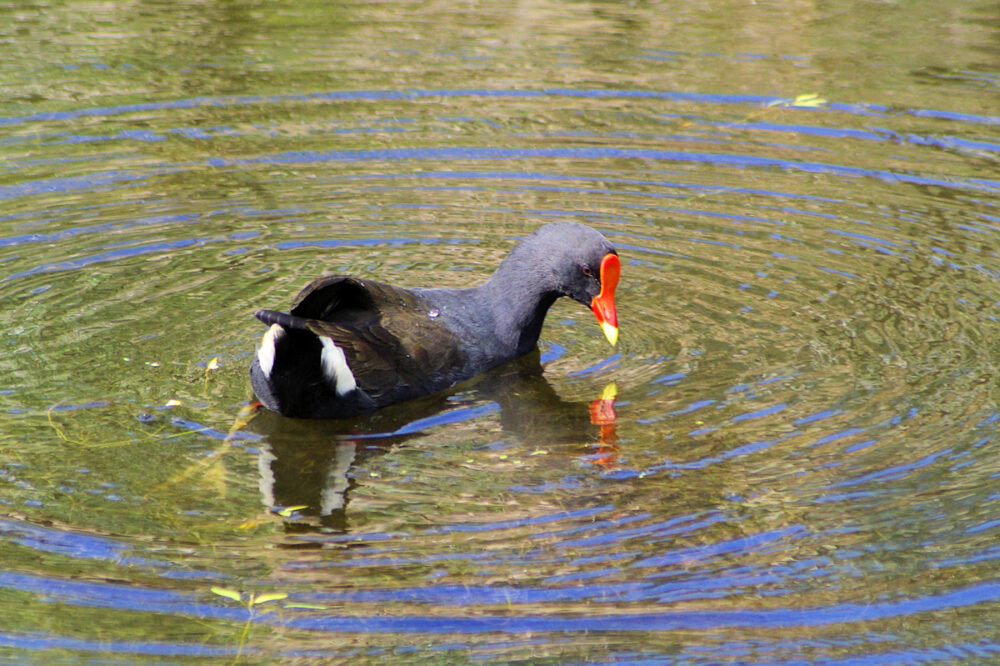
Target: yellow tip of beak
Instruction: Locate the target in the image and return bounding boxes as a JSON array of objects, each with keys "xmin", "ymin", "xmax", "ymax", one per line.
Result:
[
  {"xmin": 599, "ymin": 382, "xmax": 618, "ymax": 401},
  {"xmin": 601, "ymin": 321, "xmax": 618, "ymax": 347}
]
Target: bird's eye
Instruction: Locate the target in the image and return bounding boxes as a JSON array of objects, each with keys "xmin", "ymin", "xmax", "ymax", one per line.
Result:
[{"xmin": 581, "ymin": 265, "xmax": 593, "ymax": 277}]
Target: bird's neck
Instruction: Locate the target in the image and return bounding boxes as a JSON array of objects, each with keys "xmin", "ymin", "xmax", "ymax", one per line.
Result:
[{"xmin": 480, "ymin": 269, "xmax": 559, "ymax": 356}]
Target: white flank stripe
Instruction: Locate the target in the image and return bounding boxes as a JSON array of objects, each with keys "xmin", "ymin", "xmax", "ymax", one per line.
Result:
[
  {"xmin": 257, "ymin": 324, "xmax": 284, "ymax": 378},
  {"xmin": 320, "ymin": 337, "xmax": 357, "ymax": 396}
]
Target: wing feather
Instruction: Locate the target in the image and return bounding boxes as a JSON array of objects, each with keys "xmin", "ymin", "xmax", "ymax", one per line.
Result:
[{"xmin": 289, "ymin": 275, "xmax": 465, "ymax": 403}]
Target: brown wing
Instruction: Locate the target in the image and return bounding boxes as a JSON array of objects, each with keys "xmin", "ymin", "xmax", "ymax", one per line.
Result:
[{"xmin": 290, "ymin": 276, "xmax": 465, "ymax": 403}]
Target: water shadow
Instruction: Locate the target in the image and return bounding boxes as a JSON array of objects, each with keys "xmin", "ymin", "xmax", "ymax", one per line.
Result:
[{"xmin": 245, "ymin": 351, "xmax": 619, "ymax": 532}]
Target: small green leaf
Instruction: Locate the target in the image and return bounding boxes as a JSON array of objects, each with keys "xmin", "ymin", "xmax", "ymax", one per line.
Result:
[
  {"xmin": 210, "ymin": 587, "xmax": 243, "ymax": 603},
  {"xmin": 253, "ymin": 592, "xmax": 288, "ymax": 606}
]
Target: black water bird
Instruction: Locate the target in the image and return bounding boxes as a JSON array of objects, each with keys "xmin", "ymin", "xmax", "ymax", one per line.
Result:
[{"xmin": 250, "ymin": 222, "xmax": 620, "ymax": 419}]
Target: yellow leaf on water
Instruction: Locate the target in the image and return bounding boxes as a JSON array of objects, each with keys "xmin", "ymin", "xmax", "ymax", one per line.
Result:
[
  {"xmin": 253, "ymin": 592, "xmax": 288, "ymax": 605},
  {"xmin": 165, "ymin": 399, "xmax": 181, "ymax": 407},
  {"xmin": 767, "ymin": 93, "xmax": 828, "ymax": 109},
  {"xmin": 207, "ymin": 357, "xmax": 220, "ymax": 371},
  {"xmin": 277, "ymin": 505, "xmax": 308, "ymax": 517},
  {"xmin": 211, "ymin": 587, "xmax": 243, "ymax": 603},
  {"xmin": 529, "ymin": 449, "xmax": 548, "ymax": 456},
  {"xmin": 790, "ymin": 93, "xmax": 827, "ymax": 108}
]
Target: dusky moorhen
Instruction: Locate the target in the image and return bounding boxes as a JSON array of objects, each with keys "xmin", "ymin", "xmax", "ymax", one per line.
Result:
[{"xmin": 250, "ymin": 221, "xmax": 620, "ymax": 418}]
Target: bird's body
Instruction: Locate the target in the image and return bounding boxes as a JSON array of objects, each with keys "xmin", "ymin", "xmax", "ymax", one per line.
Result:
[{"xmin": 250, "ymin": 222, "xmax": 620, "ymax": 419}]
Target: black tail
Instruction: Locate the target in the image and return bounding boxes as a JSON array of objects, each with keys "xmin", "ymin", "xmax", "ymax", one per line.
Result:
[
  {"xmin": 251, "ymin": 309, "xmax": 377, "ymax": 418},
  {"xmin": 255, "ymin": 309, "xmax": 315, "ymax": 331}
]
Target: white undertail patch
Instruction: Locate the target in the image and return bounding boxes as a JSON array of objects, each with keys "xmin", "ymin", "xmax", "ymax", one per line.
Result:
[
  {"xmin": 320, "ymin": 337, "xmax": 357, "ymax": 396},
  {"xmin": 257, "ymin": 324, "xmax": 284, "ymax": 378}
]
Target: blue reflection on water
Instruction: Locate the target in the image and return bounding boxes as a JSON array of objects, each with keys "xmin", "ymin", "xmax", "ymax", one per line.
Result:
[
  {"xmin": 731, "ymin": 403, "xmax": 786, "ymax": 423},
  {"xmin": 0, "ymin": 170, "xmax": 154, "ymax": 201},
  {"xmin": 6, "ymin": 552, "xmax": 999, "ymax": 635},
  {"xmin": 0, "ymin": 518, "xmax": 225, "ymax": 581},
  {"xmin": 352, "ymin": 169, "xmax": 843, "ymax": 202},
  {"xmin": 3, "ymin": 88, "xmax": 997, "ymax": 128},
  {"xmin": 227, "ymin": 147, "xmax": 1000, "ymax": 193},
  {"xmin": 278, "ymin": 579, "xmax": 1000, "ymax": 633},
  {"xmin": 825, "ymin": 449, "xmax": 952, "ymax": 490},
  {"xmin": 0, "ymin": 631, "xmax": 241, "ymax": 657},
  {"xmin": 351, "ymin": 401, "xmax": 500, "ymax": 439}
]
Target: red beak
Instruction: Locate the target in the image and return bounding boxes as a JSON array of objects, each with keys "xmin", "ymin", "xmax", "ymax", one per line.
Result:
[{"xmin": 590, "ymin": 253, "xmax": 620, "ymax": 346}]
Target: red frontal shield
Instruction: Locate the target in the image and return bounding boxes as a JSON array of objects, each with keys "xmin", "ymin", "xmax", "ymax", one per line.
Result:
[{"xmin": 590, "ymin": 253, "xmax": 620, "ymax": 346}]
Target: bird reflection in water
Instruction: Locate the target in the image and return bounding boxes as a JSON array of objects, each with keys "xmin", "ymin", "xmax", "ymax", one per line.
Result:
[{"xmin": 244, "ymin": 351, "xmax": 620, "ymax": 532}]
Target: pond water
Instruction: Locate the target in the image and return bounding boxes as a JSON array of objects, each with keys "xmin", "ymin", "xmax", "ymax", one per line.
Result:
[{"xmin": 3, "ymin": 0, "xmax": 1000, "ymax": 661}]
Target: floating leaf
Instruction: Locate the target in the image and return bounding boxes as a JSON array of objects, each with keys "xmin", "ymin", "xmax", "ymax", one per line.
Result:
[
  {"xmin": 211, "ymin": 587, "xmax": 243, "ymax": 603},
  {"xmin": 252, "ymin": 592, "xmax": 288, "ymax": 606},
  {"xmin": 277, "ymin": 505, "xmax": 308, "ymax": 517},
  {"xmin": 791, "ymin": 93, "xmax": 826, "ymax": 108},
  {"xmin": 767, "ymin": 93, "xmax": 827, "ymax": 109},
  {"xmin": 165, "ymin": 399, "xmax": 181, "ymax": 407},
  {"xmin": 207, "ymin": 357, "xmax": 220, "ymax": 371},
  {"xmin": 529, "ymin": 449, "xmax": 548, "ymax": 456}
]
